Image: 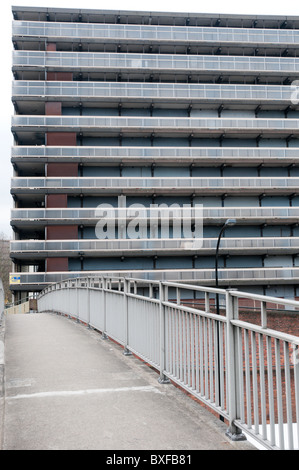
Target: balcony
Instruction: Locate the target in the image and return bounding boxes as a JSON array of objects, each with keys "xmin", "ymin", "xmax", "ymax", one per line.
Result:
[
  {"xmin": 11, "ymin": 146, "xmax": 299, "ymax": 169},
  {"xmin": 11, "ymin": 6, "xmax": 299, "ymax": 30},
  {"xmin": 12, "ymin": 81, "xmax": 299, "ymax": 113},
  {"xmin": 11, "ymin": 115, "xmax": 299, "ymax": 144},
  {"xmin": 10, "ymin": 236, "xmax": 299, "ymax": 259},
  {"xmin": 12, "ymin": 51, "xmax": 299, "ymax": 80},
  {"xmin": 12, "ymin": 21, "xmax": 299, "ymax": 52},
  {"xmin": 9, "ymin": 267, "xmax": 299, "ymax": 291},
  {"xmin": 10, "ymin": 206, "xmax": 299, "ymax": 229},
  {"xmin": 10, "ymin": 176, "xmax": 299, "ymax": 197}
]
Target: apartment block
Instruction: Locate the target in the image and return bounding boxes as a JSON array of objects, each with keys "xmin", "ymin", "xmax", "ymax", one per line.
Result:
[{"xmin": 10, "ymin": 6, "xmax": 299, "ymax": 301}]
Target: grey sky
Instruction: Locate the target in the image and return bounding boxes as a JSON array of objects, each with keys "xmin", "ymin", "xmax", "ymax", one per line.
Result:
[{"xmin": 1, "ymin": 0, "xmax": 299, "ymax": 238}]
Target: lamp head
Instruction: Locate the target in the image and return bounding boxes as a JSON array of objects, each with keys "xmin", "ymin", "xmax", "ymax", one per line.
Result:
[{"xmin": 224, "ymin": 218, "xmax": 237, "ymax": 227}]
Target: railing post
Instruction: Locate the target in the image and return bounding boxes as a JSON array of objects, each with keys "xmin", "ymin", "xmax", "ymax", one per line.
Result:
[
  {"xmin": 67, "ymin": 280, "xmax": 71, "ymax": 318},
  {"xmin": 123, "ymin": 278, "xmax": 132, "ymax": 356},
  {"xmin": 158, "ymin": 282, "xmax": 170, "ymax": 385},
  {"xmin": 101, "ymin": 277, "xmax": 108, "ymax": 339},
  {"xmin": 87, "ymin": 277, "xmax": 91, "ymax": 328},
  {"xmin": 76, "ymin": 278, "xmax": 80, "ymax": 322},
  {"xmin": 225, "ymin": 289, "xmax": 246, "ymax": 441}
]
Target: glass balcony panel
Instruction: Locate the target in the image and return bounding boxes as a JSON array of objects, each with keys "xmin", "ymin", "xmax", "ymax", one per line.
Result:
[
  {"xmin": 12, "ymin": 51, "xmax": 299, "ymax": 74},
  {"xmin": 12, "ymin": 21, "xmax": 299, "ymax": 47},
  {"xmin": 11, "ymin": 115, "xmax": 299, "ymax": 133}
]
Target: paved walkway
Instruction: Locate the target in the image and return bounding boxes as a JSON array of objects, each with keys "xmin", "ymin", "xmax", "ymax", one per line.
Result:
[{"xmin": 0, "ymin": 312, "xmax": 255, "ymax": 451}]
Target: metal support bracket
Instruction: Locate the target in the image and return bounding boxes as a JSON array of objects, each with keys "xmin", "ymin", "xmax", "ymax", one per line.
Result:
[
  {"xmin": 123, "ymin": 347, "xmax": 132, "ymax": 356},
  {"xmin": 225, "ymin": 428, "xmax": 247, "ymax": 441},
  {"xmin": 158, "ymin": 376, "xmax": 170, "ymax": 384}
]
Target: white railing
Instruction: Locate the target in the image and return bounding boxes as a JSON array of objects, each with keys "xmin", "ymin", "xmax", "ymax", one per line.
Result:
[
  {"xmin": 9, "ymin": 236, "xmax": 299, "ymax": 256},
  {"xmin": 12, "ymin": 51, "xmax": 299, "ymax": 77},
  {"xmin": 12, "ymin": 21, "xmax": 299, "ymax": 46},
  {"xmin": 9, "ymin": 206, "xmax": 299, "ymax": 226},
  {"xmin": 37, "ymin": 275, "xmax": 299, "ymax": 450},
  {"xmin": 11, "ymin": 81, "xmax": 298, "ymax": 104},
  {"xmin": 11, "ymin": 267, "xmax": 299, "ymax": 287},
  {"xmin": 11, "ymin": 146, "xmax": 299, "ymax": 162},
  {"xmin": 11, "ymin": 115, "xmax": 299, "ymax": 132}
]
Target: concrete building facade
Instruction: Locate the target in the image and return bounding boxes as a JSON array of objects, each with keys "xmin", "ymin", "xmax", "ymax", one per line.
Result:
[{"xmin": 10, "ymin": 6, "xmax": 299, "ymax": 301}]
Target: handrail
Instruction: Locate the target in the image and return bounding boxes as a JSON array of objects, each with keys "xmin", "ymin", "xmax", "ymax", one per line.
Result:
[{"xmin": 37, "ymin": 275, "xmax": 299, "ymax": 450}]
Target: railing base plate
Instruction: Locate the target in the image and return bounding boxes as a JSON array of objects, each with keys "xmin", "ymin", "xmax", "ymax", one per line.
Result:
[
  {"xmin": 123, "ymin": 348, "xmax": 132, "ymax": 356},
  {"xmin": 158, "ymin": 376, "xmax": 170, "ymax": 384},
  {"xmin": 225, "ymin": 428, "xmax": 247, "ymax": 441}
]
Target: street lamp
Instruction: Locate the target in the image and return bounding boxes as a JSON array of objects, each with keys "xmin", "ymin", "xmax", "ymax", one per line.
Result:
[
  {"xmin": 215, "ymin": 218, "xmax": 236, "ymax": 422},
  {"xmin": 215, "ymin": 218, "xmax": 237, "ymax": 291}
]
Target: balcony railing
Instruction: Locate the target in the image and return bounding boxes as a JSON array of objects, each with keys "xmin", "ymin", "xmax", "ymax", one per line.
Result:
[
  {"xmin": 10, "ymin": 176, "xmax": 299, "ymax": 195},
  {"xmin": 11, "ymin": 115, "xmax": 299, "ymax": 136},
  {"xmin": 12, "ymin": 21, "xmax": 299, "ymax": 47},
  {"xmin": 12, "ymin": 51, "xmax": 299, "ymax": 75},
  {"xmin": 9, "ymin": 236, "xmax": 299, "ymax": 257},
  {"xmin": 9, "ymin": 267, "xmax": 299, "ymax": 288},
  {"xmin": 10, "ymin": 206, "xmax": 299, "ymax": 226},
  {"xmin": 10, "ymin": 146, "xmax": 299, "ymax": 167},
  {"xmin": 12, "ymin": 81, "xmax": 297, "ymax": 105}
]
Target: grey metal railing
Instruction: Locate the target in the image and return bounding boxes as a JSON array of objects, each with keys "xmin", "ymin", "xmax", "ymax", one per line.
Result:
[
  {"xmin": 9, "ymin": 236, "xmax": 299, "ymax": 256},
  {"xmin": 11, "ymin": 115, "xmax": 299, "ymax": 133},
  {"xmin": 12, "ymin": 21, "xmax": 299, "ymax": 46},
  {"xmin": 37, "ymin": 275, "xmax": 299, "ymax": 450},
  {"xmin": 12, "ymin": 51, "xmax": 299, "ymax": 75},
  {"xmin": 11, "ymin": 146, "xmax": 299, "ymax": 162},
  {"xmin": 10, "ymin": 267, "xmax": 299, "ymax": 288},
  {"xmin": 10, "ymin": 176, "xmax": 299, "ymax": 196},
  {"xmin": 11, "ymin": 81, "xmax": 298, "ymax": 105}
]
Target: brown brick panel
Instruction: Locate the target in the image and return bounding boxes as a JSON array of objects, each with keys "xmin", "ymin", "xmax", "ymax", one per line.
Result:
[
  {"xmin": 46, "ymin": 257, "xmax": 68, "ymax": 272},
  {"xmin": 46, "ymin": 163, "xmax": 78, "ymax": 177},
  {"xmin": 45, "ymin": 102, "xmax": 62, "ymax": 116},
  {"xmin": 46, "ymin": 194, "xmax": 68, "ymax": 208},
  {"xmin": 46, "ymin": 132, "xmax": 77, "ymax": 146},
  {"xmin": 46, "ymin": 225, "xmax": 78, "ymax": 240}
]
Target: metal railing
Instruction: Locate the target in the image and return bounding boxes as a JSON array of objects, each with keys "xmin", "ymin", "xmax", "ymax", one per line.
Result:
[
  {"xmin": 10, "ymin": 176, "xmax": 299, "ymax": 196},
  {"xmin": 12, "ymin": 51, "xmax": 299, "ymax": 75},
  {"xmin": 11, "ymin": 115, "xmax": 299, "ymax": 133},
  {"xmin": 10, "ymin": 267, "xmax": 299, "ymax": 288},
  {"xmin": 9, "ymin": 206, "xmax": 299, "ymax": 227},
  {"xmin": 11, "ymin": 81, "xmax": 299, "ymax": 105},
  {"xmin": 11, "ymin": 146, "xmax": 299, "ymax": 163},
  {"xmin": 37, "ymin": 275, "xmax": 299, "ymax": 450},
  {"xmin": 9, "ymin": 236, "xmax": 299, "ymax": 257},
  {"xmin": 12, "ymin": 21, "xmax": 299, "ymax": 46}
]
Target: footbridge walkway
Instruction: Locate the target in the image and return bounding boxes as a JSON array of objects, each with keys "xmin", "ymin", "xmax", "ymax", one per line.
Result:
[{"xmin": 1, "ymin": 276, "xmax": 299, "ymax": 451}]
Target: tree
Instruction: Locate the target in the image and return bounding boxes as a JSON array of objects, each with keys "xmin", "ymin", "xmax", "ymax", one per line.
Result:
[{"xmin": 0, "ymin": 232, "xmax": 12, "ymax": 304}]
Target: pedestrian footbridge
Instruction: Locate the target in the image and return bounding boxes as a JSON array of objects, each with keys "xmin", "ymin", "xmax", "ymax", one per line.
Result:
[{"xmin": 1, "ymin": 276, "xmax": 299, "ymax": 451}]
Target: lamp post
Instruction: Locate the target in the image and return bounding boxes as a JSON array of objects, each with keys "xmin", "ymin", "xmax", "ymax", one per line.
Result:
[
  {"xmin": 215, "ymin": 218, "xmax": 237, "ymax": 292},
  {"xmin": 215, "ymin": 218, "xmax": 236, "ymax": 421}
]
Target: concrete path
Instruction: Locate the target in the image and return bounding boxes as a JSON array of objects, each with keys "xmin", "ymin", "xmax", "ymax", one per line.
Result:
[{"xmin": 0, "ymin": 312, "xmax": 255, "ymax": 451}]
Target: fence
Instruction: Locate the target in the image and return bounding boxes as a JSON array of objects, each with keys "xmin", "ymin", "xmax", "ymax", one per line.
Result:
[
  {"xmin": 5, "ymin": 299, "xmax": 37, "ymax": 315},
  {"xmin": 0, "ymin": 279, "xmax": 4, "ymax": 321},
  {"xmin": 37, "ymin": 276, "xmax": 299, "ymax": 450}
]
